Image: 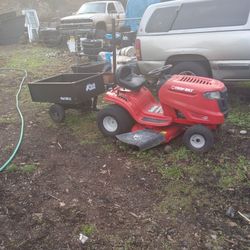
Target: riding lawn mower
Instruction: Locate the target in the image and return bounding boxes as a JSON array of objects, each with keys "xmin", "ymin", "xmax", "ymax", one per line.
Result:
[{"xmin": 97, "ymin": 65, "xmax": 229, "ymax": 152}]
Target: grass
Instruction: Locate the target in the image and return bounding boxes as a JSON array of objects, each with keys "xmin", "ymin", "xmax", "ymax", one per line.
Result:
[
  {"xmin": 0, "ymin": 114, "xmax": 17, "ymax": 124},
  {"xmin": 80, "ymin": 224, "xmax": 96, "ymax": 237},
  {"xmin": 21, "ymin": 164, "xmax": 38, "ymax": 173},
  {"xmin": 228, "ymin": 109, "xmax": 250, "ymax": 128},
  {"xmin": 158, "ymin": 182, "xmax": 205, "ymax": 215},
  {"xmin": 227, "ymin": 95, "xmax": 250, "ymax": 128},
  {"xmin": 66, "ymin": 112, "xmax": 99, "ymax": 143},
  {"xmin": 101, "ymin": 141, "xmax": 116, "ymax": 152},
  {"xmin": 216, "ymin": 156, "xmax": 250, "ymax": 189},
  {"xmin": 168, "ymin": 146, "xmax": 190, "ymax": 161},
  {"xmin": 5, "ymin": 46, "xmax": 59, "ymax": 73},
  {"xmin": 6, "ymin": 163, "xmax": 38, "ymax": 173},
  {"xmin": 159, "ymin": 166, "xmax": 183, "ymax": 180},
  {"xmin": 6, "ymin": 164, "xmax": 19, "ymax": 173}
]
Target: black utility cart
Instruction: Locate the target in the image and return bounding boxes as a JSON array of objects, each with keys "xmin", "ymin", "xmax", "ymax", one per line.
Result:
[{"xmin": 28, "ymin": 73, "xmax": 105, "ymax": 123}]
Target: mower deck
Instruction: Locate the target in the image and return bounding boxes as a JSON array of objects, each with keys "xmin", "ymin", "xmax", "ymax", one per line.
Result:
[
  {"xmin": 117, "ymin": 126, "xmax": 184, "ymax": 151},
  {"xmin": 116, "ymin": 129, "xmax": 166, "ymax": 151}
]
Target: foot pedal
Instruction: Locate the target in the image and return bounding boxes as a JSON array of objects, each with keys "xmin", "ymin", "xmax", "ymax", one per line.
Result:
[{"xmin": 116, "ymin": 130, "xmax": 166, "ymax": 151}]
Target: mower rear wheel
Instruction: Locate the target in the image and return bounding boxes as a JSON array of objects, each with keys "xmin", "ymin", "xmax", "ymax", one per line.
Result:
[
  {"xmin": 49, "ymin": 104, "xmax": 65, "ymax": 123},
  {"xmin": 183, "ymin": 125, "xmax": 214, "ymax": 153},
  {"xmin": 97, "ymin": 104, "xmax": 134, "ymax": 137}
]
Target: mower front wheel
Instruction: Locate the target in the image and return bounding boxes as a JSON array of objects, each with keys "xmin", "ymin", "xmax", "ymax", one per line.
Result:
[
  {"xmin": 183, "ymin": 125, "xmax": 214, "ymax": 153},
  {"xmin": 97, "ymin": 104, "xmax": 134, "ymax": 137},
  {"xmin": 49, "ymin": 104, "xmax": 65, "ymax": 123}
]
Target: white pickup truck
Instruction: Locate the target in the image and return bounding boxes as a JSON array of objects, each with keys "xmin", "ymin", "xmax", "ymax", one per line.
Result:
[
  {"xmin": 136, "ymin": 0, "xmax": 250, "ymax": 81},
  {"xmin": 59, "ymin": 1, "xmax": 125, "ymax": 36}
]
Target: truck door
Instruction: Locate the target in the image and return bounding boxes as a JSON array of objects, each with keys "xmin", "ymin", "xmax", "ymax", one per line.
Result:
[{"xmin": 107, "ymin": 2, "xmax": 120, "ymax": 29}]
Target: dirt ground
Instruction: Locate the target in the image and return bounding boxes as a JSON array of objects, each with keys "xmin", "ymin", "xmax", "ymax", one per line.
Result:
[{"xmin": 0, "ymin": 45, "xmax": 249, "ymax": 250}]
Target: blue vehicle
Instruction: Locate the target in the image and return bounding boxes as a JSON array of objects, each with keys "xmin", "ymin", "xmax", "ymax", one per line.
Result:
[{"xmin": 125, "ymin": 0, "xmax": 161, "ymax": 31}]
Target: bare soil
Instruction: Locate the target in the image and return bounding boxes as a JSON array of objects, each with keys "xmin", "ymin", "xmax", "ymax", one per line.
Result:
[{"xmin": 0, "ymin": 45, "xmax": 249, "ymax": 250}]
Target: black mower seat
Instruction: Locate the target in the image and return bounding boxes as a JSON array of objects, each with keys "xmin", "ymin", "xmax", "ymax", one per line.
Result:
[{"xmin": 116, "ymin": 65, "xmax": 146, "ymax": 91}]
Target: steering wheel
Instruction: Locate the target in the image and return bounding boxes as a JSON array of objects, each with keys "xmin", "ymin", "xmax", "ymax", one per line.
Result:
[{"xmin": 147, "ymin": 64, "xmax": 172, "ymax": 77}]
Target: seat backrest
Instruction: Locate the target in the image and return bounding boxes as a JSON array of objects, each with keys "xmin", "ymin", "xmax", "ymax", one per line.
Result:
[{"xmin": 116, "ymin": 65, "xmax": 146, "ymax": 91}]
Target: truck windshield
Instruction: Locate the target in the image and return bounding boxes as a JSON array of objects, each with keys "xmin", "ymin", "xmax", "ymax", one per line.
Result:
[{"xmin": 77, "ymin": 3, "xmax": 106, "ymax": 14}]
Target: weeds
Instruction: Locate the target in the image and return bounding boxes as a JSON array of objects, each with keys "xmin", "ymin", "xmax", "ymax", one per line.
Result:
[
  {"xmin": 217, "ymin": 156, "xmax": 250, "ymax": 189},
  {"xmin": 227, "ymin": 95, "xmax": 250, "ymax": 128},
  {"xmin": 6, "ymin": 164, "xmax": 19, "ymax": 173},
  {"xmin": 66, "ymin": 112, "xmax": 99, "ymax": 142},
  {"xmin": 169, "ymin": 147, "xmax": 190, "ymax": 161},
  {"xmin": 6, "ymin": 164, "xmax": 37, "ymax": 173},
  {"xmin": 101, "ymin": 141, "xmax": 116, "ymax": 152},
  {"xmin": 6, "ymin": 46, "xmax": 59, "ymax": 74},
  {"xmin": 21, "ymin": 164, "xmax": 38, "ymax": 173},
  {"xmin": 159, "ymin": 166, "xmax": 183, "ymax": 180},
  {"xmin": 158, "ymin": 182, "xmax": 205, "ymax": 215},
  {"xmin": 80, "ymin": 224, "xmax": 96, "ymax": 237},
  {"xmin": 0, "ymin": 114, "xmax": 17, "ymax": 124}
]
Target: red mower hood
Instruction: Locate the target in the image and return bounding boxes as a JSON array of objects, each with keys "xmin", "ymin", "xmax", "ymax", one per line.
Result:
[{"xmin": 168, "ymin": 75, "xmax": 226, "ymax": 95}]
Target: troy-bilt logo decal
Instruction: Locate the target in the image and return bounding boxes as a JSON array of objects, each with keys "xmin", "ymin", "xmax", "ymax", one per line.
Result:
[
  {"xmin": 86, "ymin": 83, "xmax": 96, "ymax": 92},
  {"xmin": 171, "ymin": 86, "xmax": 194, "ymax": 94}
]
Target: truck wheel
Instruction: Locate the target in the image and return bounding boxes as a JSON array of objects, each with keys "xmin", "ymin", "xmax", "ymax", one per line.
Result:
[
  {"xmin": 82, "ymin": 40, "xmax": 103, "ymax": 48},
  {"xmin": 171, "ymin": 62, "xmax": 210, "ymax": 77},
  {"xmin": 97, "ymin": 104, "xmax": 134, "ymax": 137},
  {"xmin": 95, "ymin": 23, "xmax": 106, "ymax": 39},
  {"xmin": 83, "ymin": 47, "xmax": 102, "ymax": 55},
  {"xmin": 95, "ymin": 29, "xmax": 106, "ymax": 39},
  {"xmin": 183, "ymin": 125, "xmax": 214, "ymax": 153},
  {"xmin": 49, "ymin": 104, "xmax": 65, "ymax": 123}
]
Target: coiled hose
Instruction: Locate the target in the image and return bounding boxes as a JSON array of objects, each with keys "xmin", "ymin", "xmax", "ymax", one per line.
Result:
[{"xmin": 0, "ymin": 69, "xmax": 27, "ymax": 172}]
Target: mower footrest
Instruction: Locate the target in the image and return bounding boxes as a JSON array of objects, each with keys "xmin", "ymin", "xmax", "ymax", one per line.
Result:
[
  {"xmin": 142, "ymin": 117, "xmax": 169, "ymax": 124},
  {"xmin": 116, "ymin": 130, "xmax": 166, "ymax": 151}
]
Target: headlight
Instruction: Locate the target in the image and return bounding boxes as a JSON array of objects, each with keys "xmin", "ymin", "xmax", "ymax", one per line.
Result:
[{"xmin": 204, "ymin": 91, "xmax": 221, "ymax": 100}]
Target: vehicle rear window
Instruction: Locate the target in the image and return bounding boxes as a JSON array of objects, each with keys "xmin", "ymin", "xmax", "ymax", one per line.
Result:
[
  {"xmin": 172, "ymin": 0, "xmax": 250, "ymax": 30},
  {"xmin": 145, "ymin": 6, "xmax": 178, "ymax": 33}
]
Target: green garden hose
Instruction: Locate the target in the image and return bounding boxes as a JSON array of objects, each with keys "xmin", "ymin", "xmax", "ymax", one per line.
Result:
[{"xmin": 0, "ymin": 69, "xmax": 27, "ymax": 172}]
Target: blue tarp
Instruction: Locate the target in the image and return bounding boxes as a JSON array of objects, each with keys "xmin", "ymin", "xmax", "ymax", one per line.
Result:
[{"xmin": 125, "ymin": 0, "xmax": 160, "ymax": 31}]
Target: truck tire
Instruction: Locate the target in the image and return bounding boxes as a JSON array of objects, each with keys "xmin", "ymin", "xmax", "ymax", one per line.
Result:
[
  {"xmin": 97, "ymin": 104, "xmax": 134, "ymax": 137},
  {"xmin": 171, "ymin": 62, "xmax": 210, "ymax": 77},
  {"xmin": 95, "ymin": 23, "xmax": 106, "ymax": 39},
  {"xmin": 83, "ymin": 47, "xmax": 102, "ymax": 55},
  {"xmin": 82, "ymin": 40, "xmax": 102, "ymax": 48}
]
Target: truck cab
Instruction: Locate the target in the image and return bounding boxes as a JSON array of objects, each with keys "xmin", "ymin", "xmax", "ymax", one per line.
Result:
[{"xmin": 59, "ymin": 1, "xmax": 125, "ymax": 36}]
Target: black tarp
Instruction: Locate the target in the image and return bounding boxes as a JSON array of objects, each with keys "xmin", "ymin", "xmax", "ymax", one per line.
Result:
[{"xmin": 0, "ymin": 11, "xmax": 25, "ymax": 45}]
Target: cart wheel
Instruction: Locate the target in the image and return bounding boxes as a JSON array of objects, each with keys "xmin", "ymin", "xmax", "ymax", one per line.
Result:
[
  {"xmin": 183, "ymin": 125, "xmax": 214, "ymax": 153},
  {"xmin": 49, "ymin": 104, "xmax": 65, "ymax": 123},
  {"xmin": 97, "ymin": 104, "xmax": 134, "ymax": 137}
]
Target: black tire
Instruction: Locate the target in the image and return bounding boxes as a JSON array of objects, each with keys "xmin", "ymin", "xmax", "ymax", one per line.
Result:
[
  {"xmin": 49, "ymin": 104, "xmax": 65, "ymax": 123},
  {"xmin": 82, "ymin": 40, "xmax": 103, "ymax": 48},
  {"xmin": 171, "ymin": 62, "xmax": 210, "ymax": 77},
  {"xmin": 95, "ymin": 24, "xmax": 106, "ymax": 39},
  {"xmin": 97, "ymin": 104, "xmax": 134, "ymax": 137},
  {"xmin": 83, "ymin": 47, "xmax": 102, "ymax": 55},
  {"xmin": 183, "ymin": 125, "xmax": 214, "ymax": 153}
]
